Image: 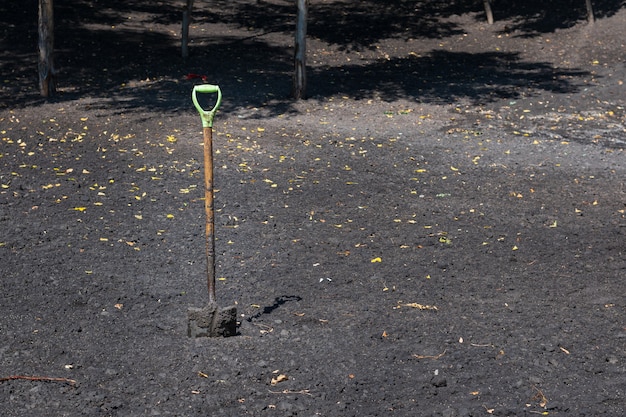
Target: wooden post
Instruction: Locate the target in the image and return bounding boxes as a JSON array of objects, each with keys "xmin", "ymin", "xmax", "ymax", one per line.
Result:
[
  {"xmin": 585, "ymin": 0, "xmax": 595, "ymax": 24},
  {"xmin": 483, "ymin": 0, "xmax": 494, "ymax": 25},
  {"xmin": 38, "ymin": 0, "xmax": 56, "ymax": 97},
  {"xmin": 182, "ymin": 0, "xmax": 194, "ymax": 59},
  {"xmin": 293, "ymin": 0, "xmax": 308, "ymax": 100}
]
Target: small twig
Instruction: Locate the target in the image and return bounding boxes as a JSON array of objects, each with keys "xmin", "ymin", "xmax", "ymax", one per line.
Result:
[
  {"xmin": 0, "ymin": 375, "xmax": 76, "ymax": 385},
  {"xmin": 396, "ymin": 302, "xmax": 438, "ymax": 311},
  {"xmin": 412, "ymin": 349, "xmax": 446, "ymax": 360},
  {"xmin": 269, "ymin": 389, "xmax": 312, "ymax": 396},
  {"xmin": 531, "ymin": 385, "xmax": 548, "ymax": 408}
]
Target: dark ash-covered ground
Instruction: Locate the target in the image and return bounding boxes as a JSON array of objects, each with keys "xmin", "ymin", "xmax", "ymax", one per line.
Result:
[{"xmin": 1, "ymin": 1, "xmax": 625, "ymax": 416}]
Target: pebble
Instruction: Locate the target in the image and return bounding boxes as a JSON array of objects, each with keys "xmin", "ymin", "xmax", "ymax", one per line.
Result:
[{"xmin": 431, "ymin": 375, "xmax": 447, "ymax": 387}]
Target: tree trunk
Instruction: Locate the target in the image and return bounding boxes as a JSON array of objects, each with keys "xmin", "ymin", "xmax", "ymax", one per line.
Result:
[
  {"xmin": 293, "ymin": 0, "xmax": 308, "ymax": 100},
  {"xmin": 38, "ymin": 0, "xmax": 56, "ymax": 97},
  {"xmin": 182, "ymin": 0, "xmax": 194, "ymax": 59},
  {"xmin": 585, "ymin": 0, "xmax": 595, "ymax": 24},
  {"xmin": 483, "ymin": 0, "xmax": 494, "ymax": 25}
]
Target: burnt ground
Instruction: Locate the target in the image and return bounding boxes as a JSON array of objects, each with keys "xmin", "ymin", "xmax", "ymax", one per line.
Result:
[{"xmin": 0, "ymin": 0, "xmax": 625, "ymax": 416}]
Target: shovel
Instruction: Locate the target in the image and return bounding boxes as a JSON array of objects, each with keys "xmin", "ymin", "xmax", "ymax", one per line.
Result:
[{"xmin": 187, "ymin": 84, "xmax": 237, "ymax": 337}]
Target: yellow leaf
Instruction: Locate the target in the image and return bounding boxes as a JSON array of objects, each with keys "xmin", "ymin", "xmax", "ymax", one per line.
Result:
[
  {"xmin": 166, "ymin": 135, "xmax": 177, "ymax": 143},
  {"xmin": 270, "ymin": 374, "xmax": 288, "ymax": 385},
  {"xmin": 450, "ymin": 166, "xmax": 459, "ymax": 171},
  {"xmin": 135, "ymin": 214, "xmax": 143, "ymax": 220},
  {"xmin": 371, "ymin": 257, "xmax": 382, "ymax": 263},
  {"xmin": 512, "ymin": 245, "xmax": 519, "ymax": 251},
  {"xmin": 72, "ymin": 207, "xmax": 87, "ymax": 212},
  {"xmin": 166, "ymin": 214, "xmax": 174, "ymax": 219}
]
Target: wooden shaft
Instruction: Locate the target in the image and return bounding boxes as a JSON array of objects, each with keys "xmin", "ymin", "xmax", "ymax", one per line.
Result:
[{"xmin": 203, "ymin": 126, "xmax": 216, "ymax": 304}]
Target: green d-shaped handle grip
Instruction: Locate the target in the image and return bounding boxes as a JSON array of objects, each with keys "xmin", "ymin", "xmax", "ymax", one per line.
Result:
[{"xmin": 192, "ymin": 84, "xmax": 222, "ymax": 128}]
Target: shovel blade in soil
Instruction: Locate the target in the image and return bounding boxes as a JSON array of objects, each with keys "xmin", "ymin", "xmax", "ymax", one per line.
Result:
[{"xmin": 187, "ymin": 303, "xmax": 237, "ymax": 338}]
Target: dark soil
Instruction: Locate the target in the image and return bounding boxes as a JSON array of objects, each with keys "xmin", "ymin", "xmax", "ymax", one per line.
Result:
[{"xmin": 1, "ymin": 1, "xmax": 625, "ymax": 416}]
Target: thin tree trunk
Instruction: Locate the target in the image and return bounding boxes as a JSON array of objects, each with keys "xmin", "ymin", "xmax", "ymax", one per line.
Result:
[
  {"xmin": 182, "ymin": 0, "xmax": 194, "ymax": 59},
  {"xmin": 585, "ymin": 0, "xmax": 595, "ymax": 24},
  {"xmin": 293, "ymin": 0, "xmax": 307, "ymax": 99},
  {"xmin": 38, "ymin": 0, "xmax": 56, "ymax": 97},
  {"xmin": 483, "ymin": 0, "xmax": 494, "ymax": 25}
]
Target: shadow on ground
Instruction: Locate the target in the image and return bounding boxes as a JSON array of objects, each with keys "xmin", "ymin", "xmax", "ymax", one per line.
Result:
[{"xmin": 0, "ymin": 0, "xmax": 603, "ymax": 114}]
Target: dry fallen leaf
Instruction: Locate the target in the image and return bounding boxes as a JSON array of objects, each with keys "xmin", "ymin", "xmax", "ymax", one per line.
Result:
[{"xmin": 270, "ymin": 374, "xmax": 288, "ymax": 386}]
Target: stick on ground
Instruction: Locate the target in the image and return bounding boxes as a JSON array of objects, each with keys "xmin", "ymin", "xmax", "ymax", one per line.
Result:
[{"xmin": 0, "ymin": 375, "xmax": 76, "ymax": 385}]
